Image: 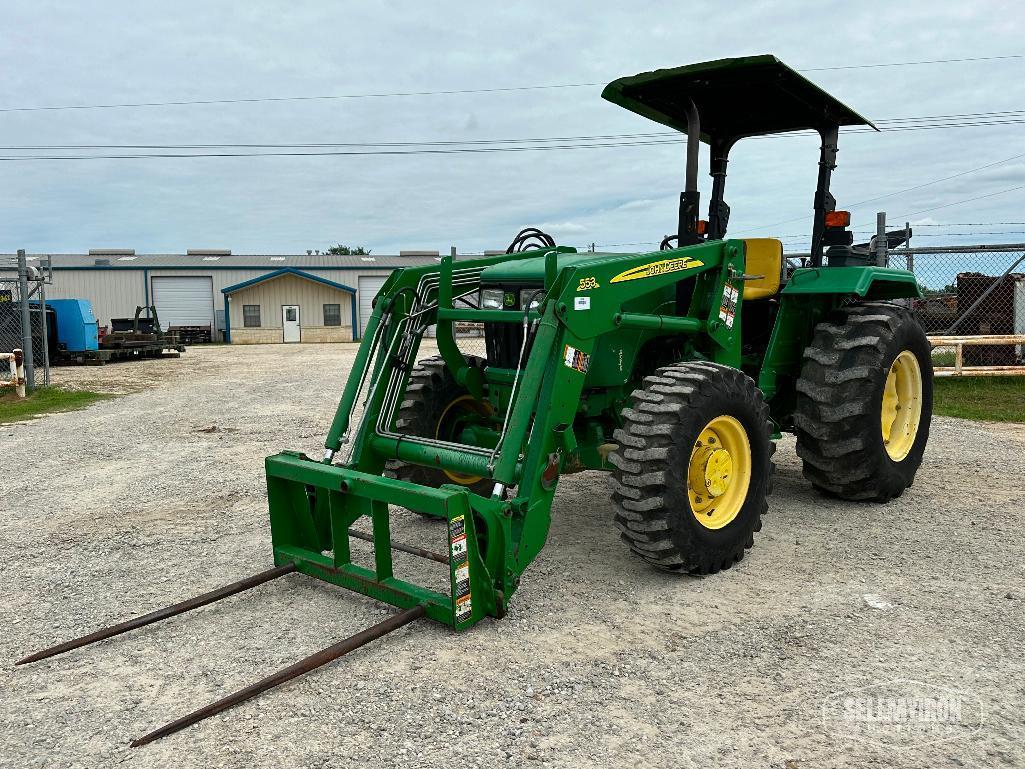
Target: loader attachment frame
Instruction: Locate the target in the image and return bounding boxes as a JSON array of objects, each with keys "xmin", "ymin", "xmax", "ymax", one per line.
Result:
[{"xmin": 264, "ymin": 239, "xmax": 748, "ymax": 630}]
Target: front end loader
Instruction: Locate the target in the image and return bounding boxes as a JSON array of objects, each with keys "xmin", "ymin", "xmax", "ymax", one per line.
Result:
[{"xmin": 20, "ymin": 55, "xmax": 933, "ymax": 745}]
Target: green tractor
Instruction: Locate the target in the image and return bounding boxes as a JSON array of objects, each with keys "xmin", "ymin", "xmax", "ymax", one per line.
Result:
[
  {"xmin": 19, "ymin": 55, "xmax": 933, "ymax": 744},
  {"xmin": 273, "ymin": 54, "xmax": 931, "ymax": 622}
]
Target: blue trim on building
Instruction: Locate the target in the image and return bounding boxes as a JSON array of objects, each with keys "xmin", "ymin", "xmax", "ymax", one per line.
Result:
[
  {"xmin": 143, "ymin": 268, "xmax": 150, "ymax": 308},
  {"xmin": 223, "ymin": 294, "xmax": 231, "ymax": 343},
  {"xmin": 220, "ymin": 267, "xmax": 357, "ymax": 295}
]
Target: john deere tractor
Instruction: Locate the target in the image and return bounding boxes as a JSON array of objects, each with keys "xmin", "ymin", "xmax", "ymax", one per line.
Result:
[
  {"xmin": 265, "ymin": 54, "xmax": 931, "ymax": 627},
  {"xmin": 18, "ymin": 55, "xmax": 935, "ymax": 745}
]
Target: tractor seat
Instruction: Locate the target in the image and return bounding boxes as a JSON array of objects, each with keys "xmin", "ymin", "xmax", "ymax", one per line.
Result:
[{"xmin": 741, "ymin": 239, "xmax": 783, "ymax": 301}]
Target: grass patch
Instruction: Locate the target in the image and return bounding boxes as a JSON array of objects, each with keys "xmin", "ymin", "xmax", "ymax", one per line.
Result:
[
  {"xmin": 933, "ymin": 376, "xmax": 1025, "ymax": 422},
  {"xmin": 0, "ymin": 386, "xmax": 114, "ymax": 424}
]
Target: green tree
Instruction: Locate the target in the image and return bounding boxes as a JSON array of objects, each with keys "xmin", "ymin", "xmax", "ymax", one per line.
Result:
[{"xmin": 325, "ymin": 244, "xmax": 371, "ymax": 255}]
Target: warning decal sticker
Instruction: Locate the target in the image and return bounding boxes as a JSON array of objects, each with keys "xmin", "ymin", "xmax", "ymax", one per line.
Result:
[
  {"xmin": 449, "ymin": 515, "xmax": 472, "ymax": 623},
  {"xmin": 718, "ymin": 283, "xmax": 739, "ymax": 329},
  {"xmin": 450, "ymin": 533, "xmax": 467, "ymax": 561},
  {"xmin": 563, "ymin": 344, "xmax": 591, "ymax": 374},
  {"xmin": 455, "ymin": 595, "xmax": 473, "ymax": 621}
]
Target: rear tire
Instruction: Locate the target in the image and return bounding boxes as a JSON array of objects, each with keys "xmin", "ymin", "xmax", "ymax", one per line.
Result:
[
  {"xmin": 794, "ymin": 302, "xmax": 933, "ymax": 502},
  {"xmin": 386, "ymin": 355, "xmax": 493, "ymax": 497},
  {"xmin": 610, "ymin": 362, "xmax": 775, "ymax": 574}
]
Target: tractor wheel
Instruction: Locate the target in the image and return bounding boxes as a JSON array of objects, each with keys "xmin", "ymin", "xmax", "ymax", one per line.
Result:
[
  {"xmin": 609, "ymin": 362, "xmax": 775, "ymax": 574},
  {"xmin": 794, "ymin": 302, "xmax": 933, "ymax": 501},
  {"xmin": 386, "ymin": 355, "xmax": 494, "ymax": 497}
]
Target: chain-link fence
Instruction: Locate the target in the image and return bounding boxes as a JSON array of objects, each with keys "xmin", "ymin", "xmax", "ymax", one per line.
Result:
[
  {"xmin": 786, "ymin": 243, "xmax": 1025, "ymax": 366},
  {"xmin": 451, "ymin": 289, "xmax": 487, "ymax": 360},
  {"xmin": 0, "ymin": 252, "xmax": 51, "ymax": 388}
]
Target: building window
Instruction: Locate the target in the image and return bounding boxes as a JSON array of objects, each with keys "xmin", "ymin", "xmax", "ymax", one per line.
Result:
[
  {"xmin": 243, "ymin": 305, "xmax": 261, "ymax": 327},
  {"xmin": 323, "ymin": 303, "xmax": 341, "ymax": 326}
]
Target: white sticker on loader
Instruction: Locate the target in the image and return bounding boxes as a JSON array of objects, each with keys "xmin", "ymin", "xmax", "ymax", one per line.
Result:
[
  {"xmin": 574, "ymin": 296, "xmax": 591, "ymax": 311},
  {"xmin": 456, "ymin": 594, "xmax": 473, "ymax": 622},
  {"xmin": 450, "ymin": 534, "xmax": 468, "ymax": 560},
  {"xmin": 718, "ymin": 283, "xmax": 739, "ymax": 329}
]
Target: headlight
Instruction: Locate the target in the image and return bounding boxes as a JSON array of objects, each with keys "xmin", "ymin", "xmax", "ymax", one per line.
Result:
[
  {"xmin": 519, "ymin": 289, "xmax": 542, "ymax": 311},
  {"xmin": 480, "ymin": 288, "xmax": 505, "ymax": 310}
]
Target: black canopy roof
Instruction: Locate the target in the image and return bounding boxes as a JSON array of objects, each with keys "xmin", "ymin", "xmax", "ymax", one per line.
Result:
[{"xmin": 602, "ymin": 55, "xmax": 875, "ymax": 144}]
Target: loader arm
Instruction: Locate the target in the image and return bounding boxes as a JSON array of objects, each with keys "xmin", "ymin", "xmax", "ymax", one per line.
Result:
[{"xmin": 265, "ymin": 239, "xmax": 747, "ymax": 630}]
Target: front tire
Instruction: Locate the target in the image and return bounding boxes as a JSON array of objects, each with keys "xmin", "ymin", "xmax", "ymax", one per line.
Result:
[
  {"xmin": 610, "ymin": 362, "xmax": 775, "ymax": 574},
  {"xmin": 794, "ymin": 302, "xmax": 933, "ymax": 502}
]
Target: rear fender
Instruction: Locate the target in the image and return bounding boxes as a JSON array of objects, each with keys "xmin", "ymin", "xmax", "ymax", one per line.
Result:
[{"xmin": 782, "ymin": 266, "xmax": 922, "ymax": 300}]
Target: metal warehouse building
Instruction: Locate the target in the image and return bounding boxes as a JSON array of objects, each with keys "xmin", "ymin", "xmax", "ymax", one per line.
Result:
[{"xmin": 1, "ymin": 250, "xmax": 449, "ymax": 343}]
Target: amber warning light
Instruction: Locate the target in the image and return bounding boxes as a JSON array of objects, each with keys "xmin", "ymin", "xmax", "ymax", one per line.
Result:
[{"xmin": 824, "ymin": 210, "xmax": 851, "ymax": 228}]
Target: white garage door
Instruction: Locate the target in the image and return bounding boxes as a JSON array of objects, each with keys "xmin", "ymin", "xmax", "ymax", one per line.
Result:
[
  {"xmin": 151, "ymin": 276, "xmax": 215, "ymax": 328},
  {"xmin": 358, "ymin": 276, "xmax": 388, "ymax": 337}
]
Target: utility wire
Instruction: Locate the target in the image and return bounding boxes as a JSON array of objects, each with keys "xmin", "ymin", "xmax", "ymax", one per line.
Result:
[
  {"xmin": 0, "ymin": 54, "xmax": 1021, "ymax": 114},
  {"xmin": 801, "ymin": 54, "xmax": 1025, "ymax": 70},
  {"xmin": 2, "ymin": 111, "xmax": 1023, "ymax": 152},
  {"xmin": 742, "ymin": 153, "xmax": 1025, "ymax": 233},
  {"xmin": 909, "ymin": 221, "xmax": 1025, "ymax": 226},
  {"xmin": 859, "ymin": 184, "xmax": 1025, "ymax": 224},
  {"xmin": 1, "ymin": 120, "xmax": 1023, "ymax": 161}
]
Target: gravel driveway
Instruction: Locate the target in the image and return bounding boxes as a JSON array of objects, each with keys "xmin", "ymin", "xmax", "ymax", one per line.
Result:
[{"xmin": 2, "ymin": 343, "xmax": 1023, "ymax": 769}]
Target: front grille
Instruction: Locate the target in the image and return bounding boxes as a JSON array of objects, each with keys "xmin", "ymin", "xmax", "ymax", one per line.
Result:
[
  {"xmin": 481, "ymin": 283, "xmax": 539, "ymax": 368},
  {"xmin": 485, "ymin": 320, "xmax": 525, "ymax": 368}
]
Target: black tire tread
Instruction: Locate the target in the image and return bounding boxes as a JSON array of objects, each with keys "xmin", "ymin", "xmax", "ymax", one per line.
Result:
[
  {"xmin": 610, "ymin": 362, "xmax": 775, "ymax": 575},
  {"xmin": 794, "ymin": 302, "xmax": 932, "ymax": 501}
]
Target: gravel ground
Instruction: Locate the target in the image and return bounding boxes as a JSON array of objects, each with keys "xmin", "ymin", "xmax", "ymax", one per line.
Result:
[{"xmin": 2, "ymin": 343, "xmax": 1023, "ymax": 769}]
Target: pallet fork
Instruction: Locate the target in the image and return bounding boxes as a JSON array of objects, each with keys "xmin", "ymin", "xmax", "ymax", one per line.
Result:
[{"xmin": 17, "ymin": 553, "xmax": 436, "ymax": 745}]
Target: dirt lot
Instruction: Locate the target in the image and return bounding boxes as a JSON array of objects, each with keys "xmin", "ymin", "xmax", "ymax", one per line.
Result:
[{"xmin": 2, "ymin": 343, "xmax": 1023, "ymax": 769}]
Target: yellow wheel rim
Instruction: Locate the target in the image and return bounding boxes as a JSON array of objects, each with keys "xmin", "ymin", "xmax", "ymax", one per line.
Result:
[
  {"xmin": 435, "ymin": 395, "xmax": 491, "ymax": 485},
  {"xmin": 881, "ymin": 350, "xmax": 923, "ymax": 461},
  {"xmin": 688, "ymin": 415, "xmax": 752, "ymax": 530}
]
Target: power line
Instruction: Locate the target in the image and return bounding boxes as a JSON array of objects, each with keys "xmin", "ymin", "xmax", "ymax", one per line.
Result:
[
  {"xmin": 1, "ymin": 54, "xmax": 1021, "ymax": 114},
  {"xmin": 0, "ymin": 82, "xmax": 606, "ymax": 115},
  {"xmin": 742, "ymin": 153, "xmax": 1025, "ymax": 233},
  {"xmin": 590, "ymin": 229, "xmax": 1025, "ymax": 249},
  {"xmin": 1, "ymin": 119, "xmax": 1023, "ymax": 161},
  {"xmin": 909, "ymin": 221, "xmax": 1025, "ymax": 226},
  {"xmin": 3, "ymin": 111, "xmax": 1023, "ymax": 152},
  {"xmin": 801, "ymin": 54, "xmax": 1025, "ymax": 71},
  {"xmin": 859, "ymin": 184, "xmax": 1025, "ymax": 225}
]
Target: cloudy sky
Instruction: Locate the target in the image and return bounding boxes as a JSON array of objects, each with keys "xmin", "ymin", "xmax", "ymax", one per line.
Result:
[{"xmin": 1, "ymin": 1, "xmax": 1022, "ymax": 255}]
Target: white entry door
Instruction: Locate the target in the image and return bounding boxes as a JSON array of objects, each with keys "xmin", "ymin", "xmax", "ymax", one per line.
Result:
[{"xmin": 282, "ymin": 305, "xmax": 301, "ymax": 343}]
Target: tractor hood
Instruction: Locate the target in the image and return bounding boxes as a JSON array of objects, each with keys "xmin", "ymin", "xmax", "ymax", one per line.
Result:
[
  {"xmin": 479, "ymin": 250, "xmax": 618, "ymax": 283},
  {"xmin": 602, "ymin": 55, "xmax": 875, "ymax": 142}
]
